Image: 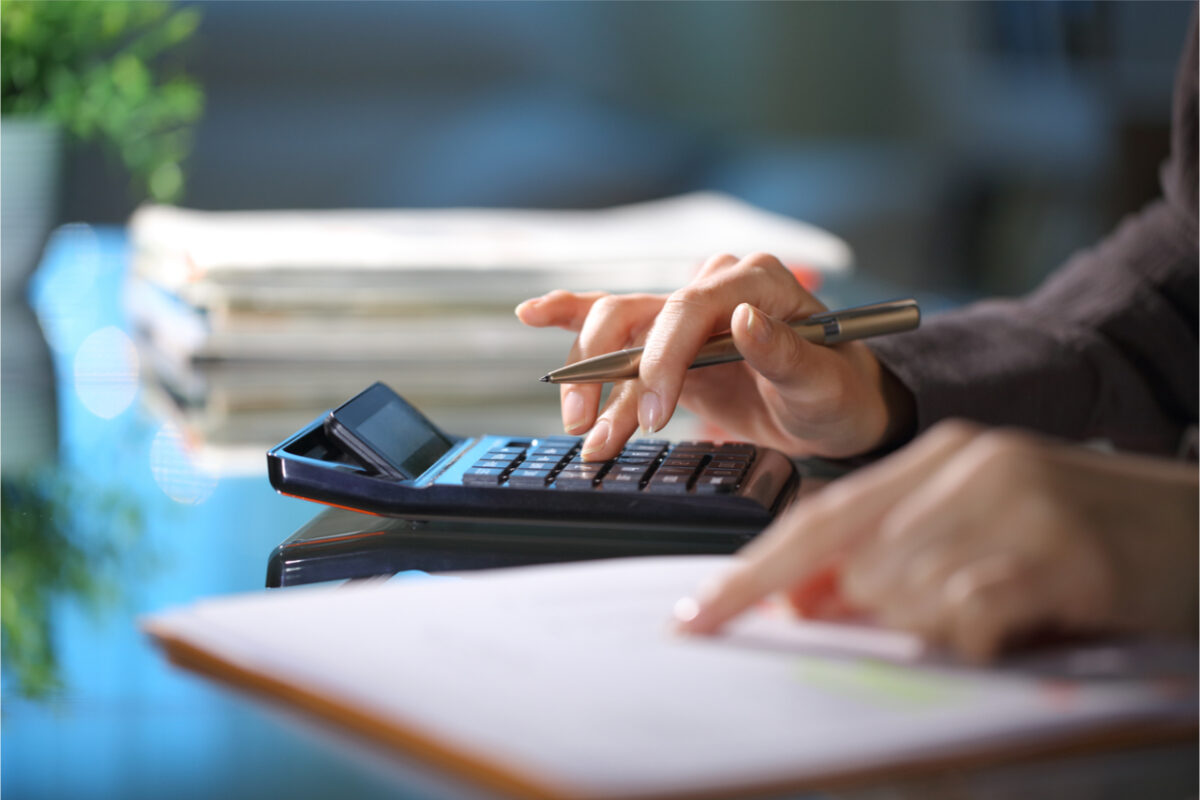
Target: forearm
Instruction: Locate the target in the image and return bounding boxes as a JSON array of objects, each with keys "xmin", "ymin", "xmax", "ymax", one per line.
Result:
[{"xmin": 871, "ymin": 201, "xmax": 1198, "ymax": 456}]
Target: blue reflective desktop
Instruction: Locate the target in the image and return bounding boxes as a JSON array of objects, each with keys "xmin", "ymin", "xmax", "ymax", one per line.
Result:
[
  {"xmin": 2, "ymin": 226, "xmax": 1195, "ymax": 800},
  {"xmin": 3, "ymin": 226, "xmax": 516, "ymax": 800}
]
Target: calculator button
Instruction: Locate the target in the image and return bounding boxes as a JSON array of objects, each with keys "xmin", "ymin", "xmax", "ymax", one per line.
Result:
[
  {"xmin": 653, "ymin": 464, "xmax": 697, "ymax": 479},
  {"xmin": 669, "ymin": 447, "xmax": 710, "ymax": 457},
  {"xmin": 694, "ymin": 469, "xmax": 741, "ymax": 495},
  {"xmin": 662, "ymin": 455, "xmax": 703, "ymax": 468},
  {"xmin": 523, "ymin": 453, "xmax": 567, "ymax": 464},
  {"xmin": 533, "ymin": 435, "xmax": 582, "ymax": 446},
  {"xmin": 506, "ymin": 468, "xmax": 554, "ymax": 488},
  {"xmin": 718, "ymin": 443, "xmax": 756, "ymax": 455},
  {"xmin": 554, "ymin": 474, "xmax": 600, "ymax": 490},
  {"xmin": 693, "ymin": 476, "xmax": 739, "ymax": 494},
  {"xmin": 560, "ymin": 459, "xmax": 599, "ymax": 471},
  {"xmin": 623, "ymin": 447, "xmax": 666, "ymax": 458},
  {"xmin": 646, "ymin": 469, "xmax": 693, "ymax": 494},
  {"xmin": 463, "ymin": 467, "xmax": 506, "ymax": 486},
  {"xmin": 555, "ymin": 474, "xmax": 603, "ymax": 488},
  {"xmin": 558, "ymin": 461, "xmax": 605, "ymax": 475},
  {"xmin": 602, "ymin": 472, "xmax": 645, "ymax": 492},
  {"xmin": 608, "ymin": 464, "xmax": 651, "ymax": 478},
  {"xmin": 701, "ymin": 468, "xmax": 742, "ymax": 479},
  {"xmin": 602, "ymin": 463, "xmax": 652, "ymax": 491},
  {"xmin": 709, "ymin": 459, "xmax": 749, "ymax": 472},
  {"xmin": 629, "ymin": 438, "xmax": 669, "ymax": 448},
  {"xmin": 489, "ymin": 445, "xmax": 528, "ymax": 456},
  {"xmin": 530, "ymin": 448, "xmax": 576, "ymax": 460},
  {"xmin": 472, "ymin": 456, "xmax": 517, "ymax": 469}
]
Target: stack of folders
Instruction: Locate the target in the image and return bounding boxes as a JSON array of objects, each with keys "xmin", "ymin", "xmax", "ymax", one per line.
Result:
[{"xmin": 125, "ymin": 192, "xmax": 851, "ymax": 473}]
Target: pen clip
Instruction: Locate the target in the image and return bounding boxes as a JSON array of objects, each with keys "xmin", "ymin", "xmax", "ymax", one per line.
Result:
[{"xmin": 805, "ymin": 298, "xmax": 917, "ymax": 324}]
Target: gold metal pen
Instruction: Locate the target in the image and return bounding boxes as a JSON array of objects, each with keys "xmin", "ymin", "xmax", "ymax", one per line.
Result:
[{"xmin": 540, "ymin": 298, "xmax": 920, "ymax": 384}]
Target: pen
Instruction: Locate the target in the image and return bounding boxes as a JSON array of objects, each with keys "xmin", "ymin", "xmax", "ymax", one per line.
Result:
[{"xmin": 540, "ymin": 298, "xmax": 920, "ymax": 384}]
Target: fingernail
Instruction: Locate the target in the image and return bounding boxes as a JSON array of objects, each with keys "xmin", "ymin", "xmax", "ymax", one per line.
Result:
[
  {"xmin": 580, "ymin": 418, "xmax": 610, "ymax": 461},
  {"xmin": 563, "ymin": 390, "xmax": 587, "ymax": 434},
  {"xmin": 514, "ymin": 297, "xmax": 540, "ymax": 316},
  {"xmin": 670, "ymin": 596, "xmax": 702, "ymax": 634},
  {"xmin": 742, "ymin": 303, "xmax": 771, "ymax": 344},
  {"xmin": 638, "ymin": 391, "xmax": 663, "ymax": 433}
]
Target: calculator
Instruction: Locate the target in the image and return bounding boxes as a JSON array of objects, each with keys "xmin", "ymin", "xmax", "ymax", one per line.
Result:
[{"xmin": 268, "ymin": 382, "xmax": 800, "ymax": 538}]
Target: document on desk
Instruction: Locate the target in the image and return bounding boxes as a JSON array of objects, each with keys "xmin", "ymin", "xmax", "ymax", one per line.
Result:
[{"xmin": 143, "ymin": 556, "xmax": 1197, "ymax": 800}]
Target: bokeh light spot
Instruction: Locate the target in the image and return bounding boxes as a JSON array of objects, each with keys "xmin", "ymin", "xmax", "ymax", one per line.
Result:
[
  {"xmin": 150, "ymin": 423, "xmax": 218, "ymax": 505},
  {"xmin": 73, "ymin": 326, "xmax": 140, "ymax": 419}
]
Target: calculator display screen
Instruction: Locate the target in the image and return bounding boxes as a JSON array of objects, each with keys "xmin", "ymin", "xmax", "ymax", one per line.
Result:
[{"xmin": 333, "ymin": 384, "xmax": 453, "ymax": 477}]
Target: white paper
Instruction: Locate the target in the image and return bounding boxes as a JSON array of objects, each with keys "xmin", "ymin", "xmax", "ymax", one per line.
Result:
[
  {"xmin": 129, "ymin": 192, "xmax": 852, "ymax": 293},
  {"xmin": 145, "ymin": 555, "xmax": 1196, "ymax": 799}
]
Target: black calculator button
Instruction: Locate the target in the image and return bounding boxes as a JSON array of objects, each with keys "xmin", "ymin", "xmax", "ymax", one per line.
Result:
[
  {"xmin": 528, "ymin": 445, "xmax": 574, "ymax": 457},
  {"xmin": 609, "ymin": 463, "xmax": 651, "ymax": 478},
  {"xmin": 558, "ymin": 461, "xmax": 605, "ymax": 475},
  {"xmin": 523, "ymin": 453, "xmax": 566, "ymax": 464},
  {"xmin": 693, "ymin": 474, "xmax": 740, "ymax": 494},
  {"xmin": 718, "ymin": 443, "xmax": 756, "ymax": 455},
  {"xmin": 709, "ymin": 460, "xmax": 749, "ymax": 472},
  {"xmin": 701, "ymin": 468, "xmax": 742, "ymax": 479},
  {"xmin": 663, "ymin": 455, "xmax": 703, "ymax": 468},
  {"xmin": 534, "ymin": 435, "xmax": 582, "ymax": 446},
  {"xmin": 646, "ymin": 470, "xmax": 692, "ymax": 494},
  {"xmin": 654, "ymin": 464, "xmax": 697, "ymax": 478},
  {"xmin": 463, "ymin": 467, "xmax": 507, "ymax": 486},
  {"xmin": 554, "ymin": 474, "xmax": 599, "ymax": 490},
  {"xmin": 603, "ymin": 473, "xmax": 645, "ymax": 492},
  {"xmin": 473, "ymin": 457, "xmax": 517, "ymax": 469},
  {"xmin": 555, "ymin": 475, "xmax": 602, "ymax": 489},
  {"xmin": 694, "ymin": 468, "xmax": 742, "ymax": 494},
  {"xmin": 506, "ymin": 468, "xmax": 554, "ymax": 488}
]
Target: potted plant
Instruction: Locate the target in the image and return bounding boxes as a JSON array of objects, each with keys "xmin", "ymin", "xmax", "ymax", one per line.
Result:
[{"xmin": 1, "ymin": 0, "xmax": 204, "ymax": 296}]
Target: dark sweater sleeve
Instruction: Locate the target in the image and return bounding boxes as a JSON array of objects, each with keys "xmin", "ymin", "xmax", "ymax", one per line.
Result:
[{"xmin": 870, "ymin": 19, "xmax": 1198, "ymax": 457}]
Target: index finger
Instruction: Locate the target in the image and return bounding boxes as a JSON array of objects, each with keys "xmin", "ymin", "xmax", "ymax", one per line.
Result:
[
  {"xmin": 514, "ymin": 290, "xmax": 611, "ymax": 332},
  {"xmin": 674, "ymin": 421, "xmax": 982, "ymax": 635},
  {"xmin": 635, "ymin": 254, "xmax": 820, "ymax": 433}
]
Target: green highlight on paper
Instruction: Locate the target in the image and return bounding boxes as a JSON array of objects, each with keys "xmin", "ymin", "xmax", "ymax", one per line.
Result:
[{"xmin": 793, "ymin": 656, "xmax": 974, "ymax": 708}]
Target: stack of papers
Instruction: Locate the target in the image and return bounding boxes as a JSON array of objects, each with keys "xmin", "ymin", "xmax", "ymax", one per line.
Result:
[
  {"xmin": 144, "ymin": 555, "xmax": 1197, "ymax": 800},
  {"xmin": 125, "ymin": 193, "xmax": 851, "ymax": 471}
]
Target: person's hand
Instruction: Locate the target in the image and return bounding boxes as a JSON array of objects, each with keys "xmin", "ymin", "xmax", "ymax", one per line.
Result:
[
  {"xmin": 674, "ymin": 420, "xmax": 1200, "ymax": 662},
  {"xmin": 515, "ymin": 253, "xmax": 914, "ymax": 461}
]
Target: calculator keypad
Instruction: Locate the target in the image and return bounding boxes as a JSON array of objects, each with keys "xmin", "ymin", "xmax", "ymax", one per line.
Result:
[{"xmin": 461, "ymin": 437, "xmax": 756, "ymax": 495}]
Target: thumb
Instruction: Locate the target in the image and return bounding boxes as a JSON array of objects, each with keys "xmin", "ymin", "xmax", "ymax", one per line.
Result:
[{"xmin": 730, "ymin": 302, "xmax": 828, "ymax": 388}]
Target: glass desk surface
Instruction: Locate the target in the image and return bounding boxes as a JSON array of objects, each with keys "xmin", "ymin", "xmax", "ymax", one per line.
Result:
[{"xmin": 2, "ymin": 226, "xmax": 1194, "ymax": 800}]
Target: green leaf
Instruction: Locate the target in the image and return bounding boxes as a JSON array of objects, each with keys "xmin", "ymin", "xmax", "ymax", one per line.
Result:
[{"xmin": 1, "ymin": 0, "xmax": 204, "ymax": 203}]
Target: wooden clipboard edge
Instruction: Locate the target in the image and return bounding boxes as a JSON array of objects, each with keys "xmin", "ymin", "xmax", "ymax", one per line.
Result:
[
  {"xmin": 143, "ymin": 621, "xmax": 577, "ymax": 800},
  {"xmin": 144, "ymin": 620, "xmax": 1198, "ymax": 800}
]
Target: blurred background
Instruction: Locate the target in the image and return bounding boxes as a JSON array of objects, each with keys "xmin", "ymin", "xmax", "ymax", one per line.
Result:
[
  {"xmin": 50, "ymin": 0, "xmax": 1193, "ymax": 297},
  {"xmin": 3, "ymin": 3, "xmax": 1198, "ymax": 798}
]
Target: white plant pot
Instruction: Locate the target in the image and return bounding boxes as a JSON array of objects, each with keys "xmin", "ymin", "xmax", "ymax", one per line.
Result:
[
  {"xmin": 1, "ymin": 116, "xmax": 62, "ymax": 471},
  {"xmin": 2, "ymin": 115, "xmax": 62, "ymax": 305}
]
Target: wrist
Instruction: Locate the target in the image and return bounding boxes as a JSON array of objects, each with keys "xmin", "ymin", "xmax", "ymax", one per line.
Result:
[{"xmin": 873, "ymin": 358, "xmax": 917, "ymax": 452}]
